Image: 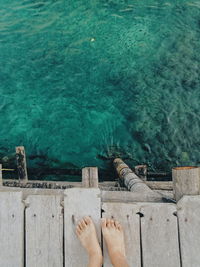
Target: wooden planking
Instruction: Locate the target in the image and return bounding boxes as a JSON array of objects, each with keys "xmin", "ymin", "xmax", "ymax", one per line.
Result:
[
  {"xmin": 140, "ymin": 203, "xmax": 180, "ymax": 267},
  {"xmin": 172, "ymin": 167, "xmax": 200, "ymax": 201},
  {"xmin": 101, "ymin": 190, "xmax": 163, "ymax": 203},
  {"xmin": 89, "ymin": 167, "xmax": 98, "ymax": 187},
  {"xmin": 177, "ymin": 196, "xmax": 200, "ymax": 267},
  {"xmin": 82, "ymin": 167, "xmax": 90, "ymax": 187},
  {"xmin": 145, "ymin": 181, "xmax": 173, "ymax": 191},
  {"xmin": 102, "ymin": 202, "xmax": 141, "ymax": 267},
  {"xmin": 64, "ymin": 188, "xmax": 101, "ymax": 266},
  {"xmin": 0, "ymin": 192, "xmax": 24, "ymax": 267},
  {"xmin": 82, "ymin": 167, "xmax": 98, "ymax": 188},
  {"xmin": 0, "ymin": 164, "xmax": 2, "ymax": 186},
  {"xmin": 26, "ymin": 195, "xmax": 63, "ymax": 267},
  {"xmin": 16, "ymin": 146, "xmax": 28, "ymax": 181}
]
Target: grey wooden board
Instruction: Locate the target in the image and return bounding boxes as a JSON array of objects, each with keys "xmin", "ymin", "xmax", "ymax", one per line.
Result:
[
  {"xmin": 82, "ymin": 167, "xmax": 90, "ymax": 187},
  {"xmin": 101, "ymin": 190, "xmax": 163, "ymax": 203},
  {"xmin": 26, "ymin": 195, "xmax": 63, "ymax": 267},
  {"xmin": 89, "ymin": 167, "xmax": 98, "ymax": 187},
  {"xmin": 0, "ymin": 192, "xmax": 24, "ymax": 267},
  {"xmin": 82, "ymin": 167, "xmax": 98, "ymax": 188},
  {"xmin": 0, "ymin": 187, "xmax": 172, "ymax": 203},
  {"xmin": 102, "ymin": 202, "xmax": 141, "ymax": 267},
  {"xmin": 0, "ymin": 164, "xmax": 2, "ymax": 186},
  {"xmin": 64, "ymin": 188, "xmax": 101, "ymax": 267},
  {"xmin": 177, "ymin": 196, "xmax": 200, "ymax": 267},
  {"xmin": 172, "ymin": 167, "xmax": 200, "ymax": 201},
  {"xmin": 140, "ymin": 203, "xmax": 180, "ymax": 267}
]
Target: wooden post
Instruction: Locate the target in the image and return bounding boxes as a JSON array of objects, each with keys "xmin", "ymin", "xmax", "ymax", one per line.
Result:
[
  {"xmin": 114, "ymin": 158, "xmax": 155, "ymax": 194},
  {"xmin": 82, "ymin": 167, "xmax": 98, "ymax": 188},
  {"xmin": 0, "ymin": 164, "xmax": 2, "ymax": 186},
  {"xmin": 135, "ymin": 165, "xmax": 147, "ymax": 180},
  {"xmin": 16, "ymin": 146, "xmax": 28, "ymax": 182},
  {"xmin": 172, "ymin": 166, "xmax": 200, "ymax": 201}
]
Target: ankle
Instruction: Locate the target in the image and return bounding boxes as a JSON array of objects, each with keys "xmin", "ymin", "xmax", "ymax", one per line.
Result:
[
  {"xmin": 89, "ymin": 251, "xmax": 102, "ymax": 258},
  {"xmin": 88, "ymin": 252, "xmax": 103, "ymax": 266},
  {"xmin": 110, "ymin": 252, "xmax": 128, "ymax": 267}
]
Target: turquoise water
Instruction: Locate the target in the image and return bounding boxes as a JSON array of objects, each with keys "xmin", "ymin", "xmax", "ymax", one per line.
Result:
[{"xmin": 0, "ymin": 0, "xmax": 200, "ymax": 176}]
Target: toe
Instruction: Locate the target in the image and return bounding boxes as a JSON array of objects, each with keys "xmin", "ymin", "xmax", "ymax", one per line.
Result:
[
  {"xmin": 84, "ymin": 216, "xmax": 92, "ymax": 225},
  {"xmin": 101, "ymin": 218, "xmax": 106, "ymax": 228},
  {"xmin": 118, "ymin": 223, "xmax": 123, "ymax": 231},
  {"xmin": 77, "ymin": 221, "xmax": 83, "ymax": 230},
  {"xmin": 110, "ymin": 219, "xmax": 115, "ymax": 228},
  {"xmin": 107, "ymin": 219, "xmax": 111, "ymax": 228},
  {"xmin": 80, "ymin": 219, "xmax": 87, "ymax": 229},
  {"xmin": 76, "ymin": 227, "xmax": 81, "ymax": 236},
  {"xmin": 114, "ymin": 220, "xmax": 120, "ymax": 228}
]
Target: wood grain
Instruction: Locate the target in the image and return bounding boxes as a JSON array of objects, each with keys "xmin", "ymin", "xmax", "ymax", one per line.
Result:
[
  {"xmin": 64, "ymin": 188, "xmax": 101, "ymax": 266},
  {"xmin": 26, "ymin": 195, "xmax": 63, "ymax": 267},
  {"xmin": 102, "ymin": 202, "xmax": 141, "ymax": 267},
  {"xmin": 0, "ymin": 192, "xmax": 24, "ymax": 267},
  {"xmin": 82, "ymin": 167, "xmax": 98, "ymax": 188},
  {"xmin": 177, "ymin": 196, "xmax": 200, "ymax": 267},
  {"xmin": 140, "ymin": 203, "xmax": 180, "ymax": 267},
  {"xmin": 16, "ymin": 146, "xmax": 28, "ymax": 181},
  {"xmin": 0, "ymin": 164, "xmax": 2, "ymax": 186},
  {"xmin": 173, "ymin": 166, "xmax": 200, "ymax": 201}
]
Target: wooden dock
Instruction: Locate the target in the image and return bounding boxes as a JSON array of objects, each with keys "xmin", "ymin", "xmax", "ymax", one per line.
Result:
[
  {"xmin": 0, "ymin": 148, "xmax": 200, "ymax": 266},
  {"xmin": 0, "ymin": 189, "xmax": 200, "ymax": 267}
]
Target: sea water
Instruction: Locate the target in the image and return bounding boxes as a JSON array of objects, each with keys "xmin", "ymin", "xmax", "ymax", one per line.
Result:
[{"xmin": 0, "ymin": 0, "xmax": 200, "ymax": 177}]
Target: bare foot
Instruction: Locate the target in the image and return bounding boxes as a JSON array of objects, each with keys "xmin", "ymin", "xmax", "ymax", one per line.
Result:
[
  {"xmin": 101, "ymin": 218, "xmax": 129, "ymax": 267},
  {"xmin": 76, "ymin": 216, "xmax": 103, "ymax": 267}
]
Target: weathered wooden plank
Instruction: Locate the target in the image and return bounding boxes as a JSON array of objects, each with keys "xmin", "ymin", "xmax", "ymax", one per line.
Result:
[
  {"xmin": 101, "ymin": 190, "xmax": 163, "ymax": 203},
  {"xmin": 0, "ymin": 164, "xmax": 2, "ymax": 186},
  {"xmin": 64, "ymin": 188, "xmax": 101, "ymax": 266},
  {"xmin": 0, "ymin": 186, "xmax": 66, "ymax": 199},
  {"xmin": 82, "ymin": 167, "xmax": 98, "ymax": 187},
  {"xmin": 82, "ymin": 167, "xmax": 90, "ymax": 187},
  {"xmin": 0, "ymin": 186, "xmax": 173, "ymax": 203},
  {"xmin": 0, "ymin": 192, "xmax": 24, "ymax": 267},
  {"xmin": 26, "ymin": 195, "xmax": 63, "ymax": 267},
  {"xmin": 177, "ymin": 196, "xmax": 200, "ymax": 267},
  {"xmin": 146, "ymin": 181, "xmax": 173, "ymax": 191},
  {"xmin": 102, "ymin": 202, "xmax": 141, "ymax": 267},
  {"xmin": 1, "ymin": 177, "xmax": 173, "ymax": 191},
  {"xmin": 2, "ymin": 179, "xmax": 115, "ymax": 189},
  {"xmin": 140, "ymin": 203, "xmax": 180, "ymax": 267},
  {"xmin": 89, "ymin": 167, "xmax": 98, "ymax": 187},
  {"xmin": 16, "ymin": 146, "xmax": 28, "ymax": 181},
  {"xmin": 3, "ymin": 179, "xmax": 82, "ymax": 188},
  {"xmin": 154, "ymin": 190, "xmax": 174, "ymax": 201},
  {"xmin": 172, "ymin": 166, "xmax": 200, "ymax": 201}
]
